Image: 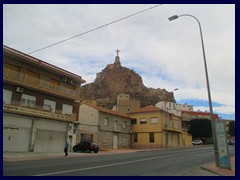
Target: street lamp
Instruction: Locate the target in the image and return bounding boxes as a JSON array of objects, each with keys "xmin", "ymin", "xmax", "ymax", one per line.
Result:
[
  {"xmin": 172, "ymin": 88, "xmax": 179, "ymax": 103},
  {"xmin": 168, "ymin": 14, "xmax": 219, "ymax": 167}
]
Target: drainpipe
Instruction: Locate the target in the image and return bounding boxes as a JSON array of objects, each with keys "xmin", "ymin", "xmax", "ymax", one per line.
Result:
[{"xmin": 29, "ymin": 118, "xmax": 37, "ymax": 152}]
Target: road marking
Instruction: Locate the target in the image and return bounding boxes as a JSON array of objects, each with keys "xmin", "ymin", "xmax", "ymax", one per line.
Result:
[
  {"xmin": 33, "ymin": 150, "xmax": 209, "ymax": 176},
  {"xmin": 34, "ymin": 156, "xmax": 173, "ymax": 176}
]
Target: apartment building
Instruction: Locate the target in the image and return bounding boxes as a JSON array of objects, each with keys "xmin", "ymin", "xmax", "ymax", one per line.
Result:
[
  {"xmin": 129, "ymin": 106, "xmax": 192, "ymax": 149},
  {"xmin": 79, "ymin": 104, "xmax": 132, "ymax": 149},
  {"xmin": 155, "ymin": 101, "xmax": 193, "ymax": 116},
  {"xmin": 3, "ymin": 45, "xmax": 85, "ymax": 152},
  {"xmin": 114, "ymin": 93, "xmax": 140, "ymax": 113}
]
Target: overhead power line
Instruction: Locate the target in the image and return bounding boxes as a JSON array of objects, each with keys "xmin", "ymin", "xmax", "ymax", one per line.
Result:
[{"xmin": 28, "ymin": 4, "xmax": 162, "ymax": 54}]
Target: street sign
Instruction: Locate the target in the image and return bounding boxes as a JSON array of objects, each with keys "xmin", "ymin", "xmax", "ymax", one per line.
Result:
[{"xmin": 215, "ymin": 121, "xmax": 231, "ymax": 169}]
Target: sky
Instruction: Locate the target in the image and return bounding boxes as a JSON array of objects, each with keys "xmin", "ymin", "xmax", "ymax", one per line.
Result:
[{"xmin": 3, "ymin": 4, "xmax": 235, "ymax": 120}]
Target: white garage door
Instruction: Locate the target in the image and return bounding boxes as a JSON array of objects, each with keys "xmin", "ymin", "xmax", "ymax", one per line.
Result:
[
  {"xmin": 3, "ymin": 113, "xmax": 32, "ymax": 152},
  {"xmin": 4, "ymin": 127, "xmax": 31, "ymax": 152},
  {"xmin": 34, "ymin": 130, "xmax": 66, "ymax": 152},
  {"xmin": 34, "ymin": 119, "xmax": 67, "ymax": 152}
]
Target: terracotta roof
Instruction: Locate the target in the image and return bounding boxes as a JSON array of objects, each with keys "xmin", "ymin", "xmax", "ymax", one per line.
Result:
[
  {"xmin": 181, "ymin": 110, "xmax": 218, "ymax": 119},
  {"xmin": 129, "ymin": 105, "xmax": 162, "ymax": 114},
  {"xmin": 82, "ymin": 104, "xmax": 131, "ymax": 119}
]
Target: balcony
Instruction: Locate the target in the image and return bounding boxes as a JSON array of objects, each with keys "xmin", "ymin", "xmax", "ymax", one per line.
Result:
[
  {"xmin": 164, "ymin": 125, "xmax": 182, "ymax": 133},
  {"xmin": 182, "ymin": 128, "xmax": 189, "ymax": 133},
  {"xmin": 3, "ymin": 101, "xmax": 77, "ymax": 122},
  {"xmin": 3, "ymin": 69, "xmax": 79, "ymax": 100}
]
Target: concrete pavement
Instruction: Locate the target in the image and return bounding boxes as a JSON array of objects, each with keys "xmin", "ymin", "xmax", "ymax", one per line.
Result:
[
  {"xmin": 3, "ymin": 149, "xmax": 140, "ymax": 161},
  {"xmin": 3, "ymin": 149, "xmax": 235, "ymax": 176},
  {"xmin": 201, "ymin": 157, "xmax": 235, "ymax": 176}
]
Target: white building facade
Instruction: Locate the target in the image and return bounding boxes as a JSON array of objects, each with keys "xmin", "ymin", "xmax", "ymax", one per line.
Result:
[{"xmin": 155, "ymin": 101, "xmax": 193, "ymax": 116}]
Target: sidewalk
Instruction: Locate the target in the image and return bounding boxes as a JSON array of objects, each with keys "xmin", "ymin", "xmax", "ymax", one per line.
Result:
[
  {"xmin": 201, "ymin": 156, "xmax": 235, "ymax": 176},
  {"xmin": 3, "ymin": 149, "xmax": 140, "ymax": 161}
]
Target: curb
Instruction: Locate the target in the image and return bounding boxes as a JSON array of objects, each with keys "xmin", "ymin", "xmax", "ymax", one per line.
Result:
[
  {"xmin": 3, "ymin": 149, "xmax": 139, "ymax": 162},
  {"xmin": 201, "ymin": 161, "xmax": 235, "ymax": 176},
  {"xmin": 201, "ymin": 166, "xmax": 224, "ymax": 176}
]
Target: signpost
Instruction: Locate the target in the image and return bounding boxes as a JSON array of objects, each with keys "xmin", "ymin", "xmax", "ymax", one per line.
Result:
[{"xmin": 215, "ymin": 121, "xmax": 231, "ymax": 169}]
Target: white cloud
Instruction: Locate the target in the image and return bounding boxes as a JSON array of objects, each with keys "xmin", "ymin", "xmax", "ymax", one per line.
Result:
[{"xmin": 3, "ymin": 4, "xmax": 235, "ymax": 119}]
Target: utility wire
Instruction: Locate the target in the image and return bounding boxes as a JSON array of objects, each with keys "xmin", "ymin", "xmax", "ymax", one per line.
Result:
[{"xmin": 28, "ymin": 4, "xmax": 162, "ymax": 54}]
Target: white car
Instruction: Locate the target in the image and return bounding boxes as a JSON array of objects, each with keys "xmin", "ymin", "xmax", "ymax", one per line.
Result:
[{"xmin": 192, "ymin": 140, "xmax": 203, "ymax": 145}]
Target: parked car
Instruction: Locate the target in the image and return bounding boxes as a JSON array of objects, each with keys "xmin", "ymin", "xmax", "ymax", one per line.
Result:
[
  {"xmin": 192, "ymin": 139, "xmax": 203, "ymax": 145},
  {"xmin": 228, "ymin": 139, "xmax": 235, "ymax": 145},
  {"xmin": 73, "ymin": 141, "xmax": 99, "ymax": 153}
]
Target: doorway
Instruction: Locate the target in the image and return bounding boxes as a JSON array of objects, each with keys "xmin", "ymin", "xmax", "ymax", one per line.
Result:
[{"xmin": 113, "ymin": 135, "xmax": 118, "ymax": 149}]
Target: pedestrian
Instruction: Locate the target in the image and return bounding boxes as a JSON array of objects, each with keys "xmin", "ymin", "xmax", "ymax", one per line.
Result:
[{"xmin": 64, "ymin": 141, "xmax": 69, "ymax": 156}]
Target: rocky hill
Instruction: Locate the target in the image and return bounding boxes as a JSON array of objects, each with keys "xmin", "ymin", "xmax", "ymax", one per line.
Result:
[{"xmin": 80, "ymin": 53, "xmax": 175, "ymax": 108}]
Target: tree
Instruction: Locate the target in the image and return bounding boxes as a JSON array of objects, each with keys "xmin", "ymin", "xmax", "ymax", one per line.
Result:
[
  {"xmin": 188, "ymin": 119, "xmax": 212, "ymax": 139},
  {"xmin": 228, "ymin": 121, "xmax": 235, "ymax": 137}
]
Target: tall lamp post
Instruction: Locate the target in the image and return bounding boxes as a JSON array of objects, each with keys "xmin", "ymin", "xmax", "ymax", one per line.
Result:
[{"xmin": 168, "ymin": 14, "xmax": 219, "ymax": 166}]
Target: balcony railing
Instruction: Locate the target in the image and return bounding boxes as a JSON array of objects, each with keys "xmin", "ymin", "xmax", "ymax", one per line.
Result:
[
  {"xmin": 4, "ymin": 69, "xmax": 78, "ymax": 99},
  {"xmin": 164, "ymin": 126, "xmax": 182, "ymax": 133},
  {"xmin": 3, "ymin": 101, "xmax": 77, "ymax": 122},
  {"xmin": 182, "ymin": 128, "xmax": 189, "ymax": 133}
]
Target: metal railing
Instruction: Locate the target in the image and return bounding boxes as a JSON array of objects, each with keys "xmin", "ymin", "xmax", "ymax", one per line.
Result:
[{"xmin": 4, "ymin": 69, "xmax": 77, "ymax": 97}]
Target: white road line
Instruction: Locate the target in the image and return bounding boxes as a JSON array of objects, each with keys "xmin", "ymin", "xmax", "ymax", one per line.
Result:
[
  {"xmin": 33, "ymin": 152, "xmax": 190, "ymax": 176},
  {"xmin": 33, "ymin": 147, "xmax": 216, "ymax": 176}
]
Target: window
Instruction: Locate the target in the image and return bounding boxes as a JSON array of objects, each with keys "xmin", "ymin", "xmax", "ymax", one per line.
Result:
[
  {"xmin": 173, "ymin": 120, "xmax": 179, "ymax": 129},
  {"xmin": 20, "ymin": 94, "xmax": 36, "ymax": 108},
  {"xmin": 43, "ymin": 104, "xmax": 51, "ymax": 111},
  {"xmin": 133, "ymin": 133, "xmax": 138, "ymax": 143},
  {"xmin": 150, "ymin": 117, "xmax": 158, "ymax": 124},
  {"xmin": 4, "ymin": 63, "xmax": 20, "ymax": 80},
  {"xmin": 43, "ymin": 99, "xmax": 56, "ymax": 112},
  {"xmin": 26, "ymin": 70, "xmax": 40, "ymax": 85},
  {"xmin": 62, "ymin": 104, "xmax": 73, "ymax": 115},
  {"xmin": 114, "ymin": 121, "xmax": 118, "ymax": 131},
  {"xmin": 3, "ymin": 89, "xmax": 12, "ymax": 104},
  {"xmin": 123, "ymin": 121, "xmax": 126, "ymax": 128},
  {"xmin": 104, "ymin": 117, "xmax": 109, "ymax": 126},
  {"xmin": 140, "ymin": 118, "xmax": 147, "ymax": 124},
  {"xmin": 131, "ymin": 119, "xmax": 137, "ymax": 124},
  {"xmin": 149, "ymin": 133, "xmax": 154, "ymax": 143},
  {"xmin": 169, "ymin": 120, "xmax": 173, "ymax": 128},
  {"xmin": 81, "ymin": 134, "xmax": 93, "ymax": 142}
]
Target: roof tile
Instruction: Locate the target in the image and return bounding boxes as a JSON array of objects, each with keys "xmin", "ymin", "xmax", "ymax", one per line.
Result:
[
  {"xmin": 82, "ymin": 103, "xmax": 131, "ymax": 119},
  {"xmin": 129, "ymin": 105, "xmax": 162, "ymax": 114}
]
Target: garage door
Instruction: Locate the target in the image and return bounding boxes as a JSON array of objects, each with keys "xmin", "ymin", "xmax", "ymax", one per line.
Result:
[
  {"xmin": 3, "ymin": 113, "xmax": 32, "ymax": 152},
  {"xmin": 34, "ymin": 119, "xmax": 67, "ymax": 152},
  {"xmin": 34, "ymin": 130, "xmax": 66, "ymax": 152},
  {"xmin": 4, "ymin": 127, "xmax": 31, "ymax": 152}
]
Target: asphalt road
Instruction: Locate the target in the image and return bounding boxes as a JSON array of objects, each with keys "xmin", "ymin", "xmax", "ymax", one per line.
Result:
[{"xmin": 3, "ymin": 145, "xmax": 235, "ymax": 176}]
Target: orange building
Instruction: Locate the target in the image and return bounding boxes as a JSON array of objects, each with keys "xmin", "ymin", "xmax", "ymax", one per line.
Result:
[{"xmin": 129, "ymin": 106, "xmax": 192, "ymax": 149}]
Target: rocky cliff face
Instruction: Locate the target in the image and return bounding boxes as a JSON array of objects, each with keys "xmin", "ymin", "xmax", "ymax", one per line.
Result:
[{"xmin": 81, "ymin": 55, "xmax": 175, "ymax": 108}]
